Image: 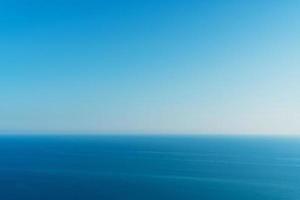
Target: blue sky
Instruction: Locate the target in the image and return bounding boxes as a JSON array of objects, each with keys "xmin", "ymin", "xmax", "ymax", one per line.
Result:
[{"xmin": 0, "ymin": 0, "xmax": 299, "ymax": 134}]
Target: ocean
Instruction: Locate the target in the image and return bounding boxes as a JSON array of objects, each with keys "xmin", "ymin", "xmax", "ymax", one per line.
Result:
[{"xmin": 0, "ymin": 134, "xmax": 300, "ymax": 199}]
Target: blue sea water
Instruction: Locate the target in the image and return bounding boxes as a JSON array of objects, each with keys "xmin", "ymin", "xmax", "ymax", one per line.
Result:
[{"xmin": 0, "ymin": 134, "xmax": 300, "ymax": 199}]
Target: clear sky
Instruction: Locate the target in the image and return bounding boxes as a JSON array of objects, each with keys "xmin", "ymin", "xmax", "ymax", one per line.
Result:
[{"xmin": 0, "ymin": 0, "xmax": 299, "ymax": 134}]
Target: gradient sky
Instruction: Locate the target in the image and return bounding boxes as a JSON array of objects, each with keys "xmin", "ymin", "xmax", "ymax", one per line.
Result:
[{"xmin": 0, "ymin": 0, "xmax": 299, "ymax": 134}]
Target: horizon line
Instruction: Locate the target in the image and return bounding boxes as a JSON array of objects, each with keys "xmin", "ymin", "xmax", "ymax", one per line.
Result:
[{"xmin": 0, "ymin": 129, "xmax": 299, "ymax": 137}]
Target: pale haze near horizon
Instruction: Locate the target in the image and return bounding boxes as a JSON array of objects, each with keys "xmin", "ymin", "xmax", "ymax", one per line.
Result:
[{"xmin": 0, "ymin": 1, "xmax": 299, "ymax": 135}]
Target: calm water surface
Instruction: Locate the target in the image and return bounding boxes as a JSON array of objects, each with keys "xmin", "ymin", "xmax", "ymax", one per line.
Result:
[{"xmin": 0, "ymin": 134, "xmax": 300, "ymax": 199}]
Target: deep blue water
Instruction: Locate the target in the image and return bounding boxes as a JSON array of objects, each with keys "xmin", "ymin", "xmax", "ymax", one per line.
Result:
[{"xmin": 0, "ymin": 134, "xmax": 300, "ymax": 199}]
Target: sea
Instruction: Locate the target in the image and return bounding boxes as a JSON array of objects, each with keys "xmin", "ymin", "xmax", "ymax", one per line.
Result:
[{"xmin": 0, "ymin": 134, "xmax": 300, "ymax": 200}]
